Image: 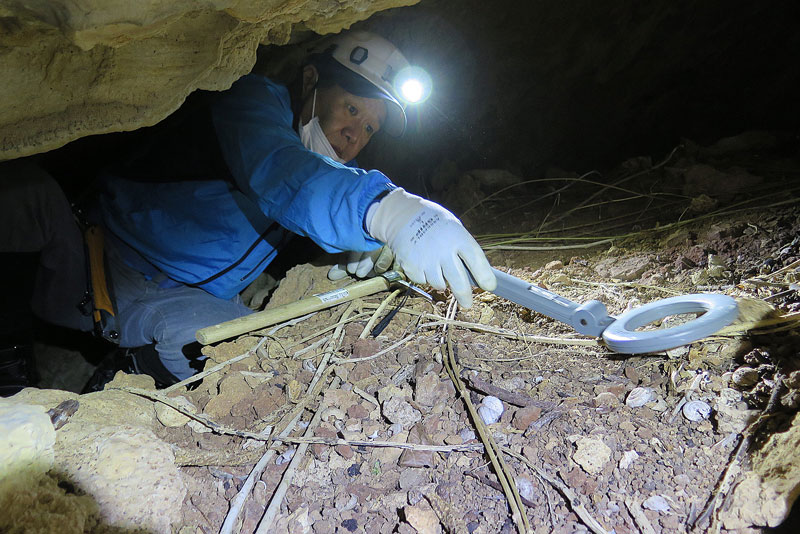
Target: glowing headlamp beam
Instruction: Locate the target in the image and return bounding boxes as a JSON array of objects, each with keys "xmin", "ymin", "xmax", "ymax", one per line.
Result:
[
  {"xmin": 394, "ymin": 66, "xmax": 432, "ymax": 104},
  {"xmin": 400, "ymin": 79, "xmax": 424, "ymax": 103}
]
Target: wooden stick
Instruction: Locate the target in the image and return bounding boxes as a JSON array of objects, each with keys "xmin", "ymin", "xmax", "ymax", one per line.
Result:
[
  {"xmin": 269, "ymin": 435, "xmax": 483, "ymax": 452},
  {"xmin": 461, "ymin": 370, "xmax": 555, "ymax": 409},
  {"xmin": 162, "ymin": 337, "xmax": 267, "ymax": 394},
  {"xmin": 256, "ymin": 304, "xmax": 358, "ymax": 533},
  {"xmin": 196, "ymin": 276, "xmax": 391, "ymax": 344},
  {"xmin": 219, "ymin": 425, "xmax": 286, "ymax": 534},
  {"xmin": 418, "ymin": 319, "xmax": 600, "ymax": 347},
  {"xmin": 330, "ymin": 333, "xmax": 417, "ymax": 363},
  {"xmin": 624, "ymin": 498, "xmax": 657, "ymax": 534}
]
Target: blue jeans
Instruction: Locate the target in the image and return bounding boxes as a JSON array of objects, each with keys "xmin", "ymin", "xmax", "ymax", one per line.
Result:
[
  {"xmin": 1, "ymin": 159, "xmax": 253, "ymax": 380},
  {"xmin": 106, "ymin": 239, "xmax": 252, "ymax": 380}
]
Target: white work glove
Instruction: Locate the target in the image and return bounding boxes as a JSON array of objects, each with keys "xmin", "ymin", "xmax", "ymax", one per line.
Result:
[
  {"xmin": 328, "ymin": 246, "xmax": 395, "ymax": 280},
  {"xmin": 366, "ymin": 188, "xmax": 496, "ymax": 307}
]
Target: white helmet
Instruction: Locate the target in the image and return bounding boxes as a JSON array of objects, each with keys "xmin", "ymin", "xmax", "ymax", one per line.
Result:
[{"xmin": 312, "ymin": 31, "xmax": 410, "ymax": 137}]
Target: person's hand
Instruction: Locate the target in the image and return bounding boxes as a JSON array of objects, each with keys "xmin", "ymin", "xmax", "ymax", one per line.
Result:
[
  {"xmin": 327, "ymin": 246, "xmax": 395, "ymax": 280},
  {"xmin": 366, "ymin": 188, "xmax": 496, "ymax": 307}
]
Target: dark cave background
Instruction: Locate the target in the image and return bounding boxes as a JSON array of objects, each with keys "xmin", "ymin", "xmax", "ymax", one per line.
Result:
[
  {"xmin": 349, "ymin": 0, "xmax": 800, "ymax": 193},
  {"xmin": 41, "ymin": 0, "xmax": 800, "ymax": 201}
]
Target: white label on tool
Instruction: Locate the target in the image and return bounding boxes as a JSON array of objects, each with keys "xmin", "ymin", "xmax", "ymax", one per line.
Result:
[{"xmin": 316, "ymin": 288, "xmax": 350, "ymax": 304}]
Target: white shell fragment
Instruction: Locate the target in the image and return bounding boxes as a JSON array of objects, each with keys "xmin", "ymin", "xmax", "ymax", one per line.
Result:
[
  {"xmin": 643, "ymin": 495, "xmax": 671, "ymax": 512},
  {"xmin": 682, "ymin": 400, "xmax": 712, "ymax": 421},
  {"xmin": 516, "ymin": 477, "xmax": 536, "ymax": 502},
  {"xmin": 477, "ymin": 396, "xmax": 504, "ymax": 425},
  {"xmin": 276, "ymin": 447, "xmax": 296, "ymax": 465},
  {"xmin": 619, "ymin": 450, "xmax": 639, "ymax": 469},
  {"xmin": 625, "ymin": 387, "xmax": 656, "ymax": 408}
]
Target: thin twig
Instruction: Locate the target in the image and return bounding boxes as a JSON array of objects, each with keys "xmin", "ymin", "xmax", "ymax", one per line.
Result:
[
  {"xmin": 256, "ymin": 304, "xmax": 360, "ymax": 532},
  {"xmin": 624, "ymin": 497, "xmax": 657, "ymax": 534},
  {"xmin": 269, "ymin": 435, "xmax": 483, "ymax": 452},
  {"xmin": 482, "ymin": 238, "xmax": 614, "ymax": 251},
  {"xmin": 543, "ymin": 144, "xmax": 682, "ymax": 230},
  {"xmin": 419, "ymin": 319, "xmax": 601, "ymax": 347},
  {"xmin": 293, "ymin": 336, "xmax": 330, "ymax": 359},
  {"xmin": 330, "ymin": 332, "xmax": 417, "ymax": 363},
  {"xmin": 284, "ymin": 312, "xmax": 371, "ymax": 350},
  {"xmin": 219, "ymin": 425, "xmax": 286, "ymax": 534},
  {"xmin": 114, "ymin": 386, "xmax": 268, "ymax": 440}
]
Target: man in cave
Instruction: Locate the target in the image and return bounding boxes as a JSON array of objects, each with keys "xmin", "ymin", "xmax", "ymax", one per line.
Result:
[{"xmin": 0, "ymin": 30, "xmax": 497, "ymax": 392}]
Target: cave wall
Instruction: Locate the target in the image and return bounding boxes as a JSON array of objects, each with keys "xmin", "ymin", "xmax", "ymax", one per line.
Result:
[{"xmin": 0, "ymin": 0, "xmax": 418, "ymax": 161}]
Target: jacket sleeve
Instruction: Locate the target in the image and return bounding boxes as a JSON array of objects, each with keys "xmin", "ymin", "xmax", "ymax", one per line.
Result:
[{"xmin": 209, "ymin": 74, "xmax": 394, "ymax": 253}]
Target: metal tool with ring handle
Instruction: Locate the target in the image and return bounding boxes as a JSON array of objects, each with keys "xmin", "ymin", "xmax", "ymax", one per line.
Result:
[
  {"xmin": 486, "ymin": 268, "xmax": 738, "ymax": 354},
  {"xmin": 197, "ymin": 267, "xmax": 739, "ymax": 353}
]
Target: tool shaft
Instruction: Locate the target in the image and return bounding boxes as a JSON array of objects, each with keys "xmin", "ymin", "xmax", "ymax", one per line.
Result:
[{"xmin": 196, "ymin": 275, "xmax": 391, "ymax": 345}]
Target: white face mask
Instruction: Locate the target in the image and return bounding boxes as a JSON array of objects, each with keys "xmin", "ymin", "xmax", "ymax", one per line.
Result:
[{"xmin": 299, "ymin": 89, "xmax": 347, "ymax": 164}]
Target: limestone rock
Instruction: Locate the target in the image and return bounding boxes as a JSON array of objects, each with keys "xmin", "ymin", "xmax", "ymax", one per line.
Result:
[
  {"xmin": 0, "ymin": 402, "xmax": 56, "ymax": 485},
  {"xmin": 204, "ymin": 373, "xmax": 252, "ymax": 419},
  {"xmin": 720, "ymin": 411, "xmax": 800, "ymax": 529},
  {"xmin": 404, "ymin": 501, "xmax": 442, "ymax": 534},
  {"xmin": 154, "ymin": 395, "xmax": 197, "ymax": 427},
  {"xmin": 0, "ymin": 0, "xmax": 418, "ymax": 161},
  {"xmin": 573, "ymin": 437, "xmax": 611, "ymax": 475},
  {"xmin": 0, "ymin": 472, "xmax": 100, "ymax": 534},
  {"xmin": 56, "ymin": 424, "xmax": 187, "ymax": 534},
  {"xmin": 594, "ymin": 255, "xmax": 652, "ymax": 281},
  {"xmin": 383, "ymin": 396, "xmax": 422, "ymax": 428}
]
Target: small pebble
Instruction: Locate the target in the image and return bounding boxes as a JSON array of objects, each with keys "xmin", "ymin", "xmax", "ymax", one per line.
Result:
[
  {"xmin": 341, "ymin": 518, "xmax": 358, "ymax": 532},
  {"xmin": 459, "ymin": 428, "xmax": 476, "ymax": 442},
  {"xmin": 346, "ymin": 463, "xmax": 361, "ymax": 477},
  {"xmin": 682, "ymin": 400, "xmax": 712, "ymax": 421},
  {"xmin": 626, "ymin": 387, "xmax": 656, "ymax": 408},
  {"xmin": 732, "ymin": 367, "xmax": 760, "ymax": 388},
  {"xmin": 619, "ymin": 450, "xmax": 639, "ymax": 469}
]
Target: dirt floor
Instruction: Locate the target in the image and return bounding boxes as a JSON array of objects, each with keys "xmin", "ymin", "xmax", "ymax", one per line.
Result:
[{"xmin": 9, "ymin": 131, "xmax": 800, "ymax": 534}]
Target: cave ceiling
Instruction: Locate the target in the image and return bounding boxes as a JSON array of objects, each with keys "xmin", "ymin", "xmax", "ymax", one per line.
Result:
[
  {"xmin": 0, "ymin": 0, "xmax": 418, "ymax": 162},
  {"xmin": 1, "ymin": 0, "xmax": 798, "ymax": 177}
]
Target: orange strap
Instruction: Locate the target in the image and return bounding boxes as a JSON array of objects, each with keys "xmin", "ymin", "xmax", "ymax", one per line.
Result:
[{"xmin": 84, "ymin": 225, "xmax": 115, "ymax": 322}]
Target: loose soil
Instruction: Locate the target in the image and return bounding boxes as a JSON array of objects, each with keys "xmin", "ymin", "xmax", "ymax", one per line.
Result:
[{"xmin": 150, "ymin": 135, "xmax": 800, "ymax": 533}]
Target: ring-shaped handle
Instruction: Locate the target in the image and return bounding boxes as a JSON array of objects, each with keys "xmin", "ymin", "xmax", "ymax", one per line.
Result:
[{"xmin": 601, "ymin": 294, "xmax": 738, "ymax": 354}]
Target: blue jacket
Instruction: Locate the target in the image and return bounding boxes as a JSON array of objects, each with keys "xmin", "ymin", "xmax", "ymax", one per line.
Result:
[{"xmin": 100, "ymin": 74, "xmax": 394, "ymax": 299}]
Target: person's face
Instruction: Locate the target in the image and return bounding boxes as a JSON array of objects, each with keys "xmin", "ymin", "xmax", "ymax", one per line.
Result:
[{"xmin": 300, "ymin": 65, "xmax": 387, "ymax": 162}]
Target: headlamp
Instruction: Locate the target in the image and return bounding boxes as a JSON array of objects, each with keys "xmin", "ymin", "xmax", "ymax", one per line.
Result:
[{"xmin": 394, "ymin": 66, "xmax": 432, "ymax": 104}]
